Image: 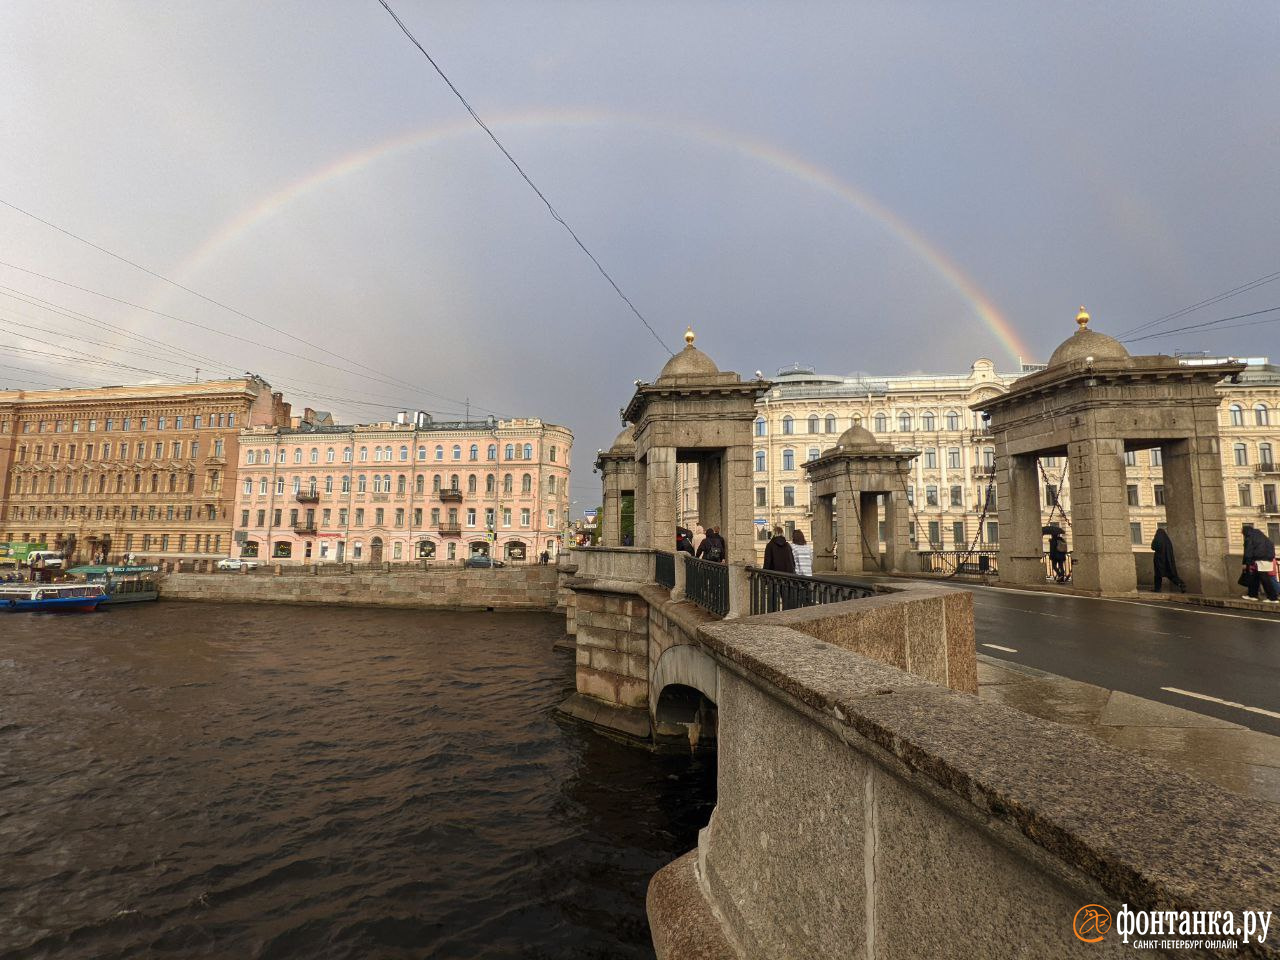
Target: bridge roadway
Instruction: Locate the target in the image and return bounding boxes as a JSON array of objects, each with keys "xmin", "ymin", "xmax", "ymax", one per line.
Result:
[{"xmin": 965, "ymin": 584, "xmax": 1280, "ymax": 737}]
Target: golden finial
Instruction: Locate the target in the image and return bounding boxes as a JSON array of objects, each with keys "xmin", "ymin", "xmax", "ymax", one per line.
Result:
[
  {"xmin": 1076, "ymin": 305, "xmax": 1091, "ymax": 329},
  {"xmin": 684, "ymin": 326, "xmax": 696, "ymax": 347}
]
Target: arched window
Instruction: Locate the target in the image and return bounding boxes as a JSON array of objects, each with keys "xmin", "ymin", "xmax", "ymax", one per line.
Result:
[
  {"xmin": 825, "ymin": 414, "xmax": 836, "ymax": 433},
  {"xmin": 1256, "ymin": 404, "xmax": 1270, "ymax": 426},
  {"xmin": 432, "ymin": 475, "xmax": 441, "ymax": 492},
  {"xmin": 326, "ymin": 448, "xmax": 335, "ymax": 463},
  {"xmin": 417, "ymin": 446, "xmax": 426, "ymax": 461},
  {"xmin": 946, "ymin": 411, "xmax": 961, "ymax": 431},
  {"xmin": 469, "ymin": 444, "xmax": 478, "ymax": 461},
  {"xmin": 435, "ymin": 445, "xmax": 444, "ymax": 460},
  {"xmin": 292, "ymin": 477, "xmax": 301, "ymax": 495},
  {"xmin": 874, "ymin": 413, "xmax": 887, "ymax": 432},
  {"xmin": 341, "ymin": 476, "xmax": 350, "ymax": 493},
  {"xmin": 467, "ymin": 474, "xmax": 477, "ymax": 494},
  {"xmin": 808, "ymin": 447, "xmax": 821, "ymax": 462},
  {"xmin": 754, "ymin": 418, "xmax": 766, "ymax": 437},
  {"xmin": 278, "ymin": 450, "xmax": 287, "ymax": 464},
  {"xmin": 921, "ymin": 412, "xmax": 936, "ymax": 431},
  {"xmin": 374, "ymin": 447, "xmax": 383, "ymax": 463},
  {"xmin": 754, "ymin": 450, "xmax": 766, "ymax": 472},
  {"xmin": 359, "ymin": 447, "xmax": 368, "ymax": 462},
  {"xmin": 400, "ymin": 446, "xmax": 409, "ymax": 461},
  {"xmin": 243, "ymin": 478, "xmax": 253, "ymax": 495},
  {"xmin": 1262, "ymin": 443, "xmax": 1275, "ymax": 468},
  {"xmin": 1230, "ymin": 404, "xmax": 1244, "ymax": 426},
  {"xmin": 325, "ymin": 475, "xmax": 333, "ymax": 494},
  {"xmin": 357, "ymin": 474, "xmax": 367, "ymax": 493},
  {"xmin": 782, "ymin": 449, "xmax": 795, "ymax": 471},
  {"xmin": 397, "ymin": 475, "xmax": 407, "ymax": 494},
  {"xmin": 524, "ymin": 444, "xmax": 533, "ymax": 459},
  {"xmin": 453, "ymin": 445, "xmax": 462, "ymax": 460},
  {"xmin": 807, "ymin": 414, "xmax": 819, "ymax": 433},
  {"xmin": 505, "ymin": 443, "xmax": 514, "ymax": 460},
  {"xmin": 246, "ymin": 450, "xmax": 256, "ymax": 465},
  {"xmin": 521, "ymin": 473, "xmax": 532, "ymax": 493},
  {"xmin": 275, "ymin": 477, "xmax": 284, "ymax": 495},
  {"xmin": 450, "ymin": 474, "xmax": 460, "ymax": 490},
  {"xmin": 415, "ymin": 475, "xmax": 424, "ymax": 494},
  {"xmin": 310, "ymin": 448, "xmax": 318, "ymax": 464},
  {"xmin": 487, "ymin": 444, "xmax": 497, "ymax": 460},
  {"xmin": 898, "ymin": 412, "xmax": 912, "ymax": 432},
  {"xmin": 1234, "ymin": 442, "xmax": 1249, "ymax": 466},
  {"xmin": 548, "ymin": 475, "xmax": 556, "ymax": 494},
  {"xmin": 503, "ymin": 473, "xmax": 513, "ymax": 494},
  {"xmin": 782, "ymin": 415, "xmax": 794, "ymax": 435},
  {"xmin": 486, "ymin": 474, "xmax": 496, "ymax": 494},
  {"xmin": 260, "ymin": 478, "xmax": 269, "ymax": 495},
  {"xmin": 293, "ymin": 448, "xmax": 302, "ymax": 464},
  {"xmin": 343, "ymin": 447, "xmax": 352, "ymax": 463}
]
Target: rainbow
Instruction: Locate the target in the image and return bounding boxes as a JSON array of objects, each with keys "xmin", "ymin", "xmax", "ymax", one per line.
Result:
[{"xmin": 164, "ymin": 109, "xmax": 1030, "ymax": 363}]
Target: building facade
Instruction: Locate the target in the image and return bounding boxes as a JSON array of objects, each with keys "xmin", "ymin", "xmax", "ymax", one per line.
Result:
[
  {"xmin": 0, "ymin": 377, "xmax": 291, "ymax": 563},
  {"xmin": 686, "ymin": 357, "xmax": 1280, "ymax": 562},
  {"xmin": 231, "ymin": 416, "xmax": 572, "ymax": 564}
]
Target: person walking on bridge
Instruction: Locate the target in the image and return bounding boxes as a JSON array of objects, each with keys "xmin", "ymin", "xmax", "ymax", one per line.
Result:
[
  {"xmin": 1150, "ymin": 528, "xmax": 1186, "ymax": 593},
  {"xmin": 696, "ymin": 526, "xmax": 726, "ymax": 563},
  {"xmin": 790, "ymin": 529, "xmax": 813, "ymax": 577},
  {"xmin": 1241, "ymin": 525, "xmax": 1279, "ymax": 602},
  {"xmin": 763, "ymin": 526, "xmax": 795, "ymax": 574}
]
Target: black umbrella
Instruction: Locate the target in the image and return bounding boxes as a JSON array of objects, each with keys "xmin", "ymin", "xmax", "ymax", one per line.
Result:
[{"xmin": 1042, "ymin": 524, "xmax": 1065, "ymax": 536}]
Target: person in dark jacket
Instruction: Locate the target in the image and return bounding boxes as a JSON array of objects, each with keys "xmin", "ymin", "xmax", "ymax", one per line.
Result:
[
  {"xmin": 695, "ymin": 526, "xmax": 726, "ymax": 562},
  {"xmin": 1241, "ymin": 525, "xmax": 1279, "ymax": 602},
  {"xmin": 1047, "ymin": 532, "xmax": 1068, "ymax": 583},
  {"xmin": 675, "ymin": 529, "xmax": 694, "ymax": 555},
  {"xmin": 763, "ymin": 526, "xmax": 796, "ymax": 573},
  {"xmin": 1150, "ymin": 528, "xmax": 1186, "ymax": 593}
]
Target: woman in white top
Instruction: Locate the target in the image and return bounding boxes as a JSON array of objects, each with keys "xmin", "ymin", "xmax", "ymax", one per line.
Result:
[{"xmin": 791, "ymin": 529, "xmax": 813, "ymax": 577}]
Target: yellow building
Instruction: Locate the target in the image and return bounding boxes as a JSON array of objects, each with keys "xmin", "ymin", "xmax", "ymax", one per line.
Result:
[
  {"xmin": 0, "ymin": 377, "xmax": 291, "ymax": 564},
  {"xmin": 681, "ymin": 357, "xmax": 1280, "ymax": 563}
]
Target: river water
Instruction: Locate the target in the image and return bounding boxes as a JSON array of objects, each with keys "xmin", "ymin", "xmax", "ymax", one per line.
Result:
[{"xmin": 0, "ymin": 603, "xmax": 715, "ymax": 959}]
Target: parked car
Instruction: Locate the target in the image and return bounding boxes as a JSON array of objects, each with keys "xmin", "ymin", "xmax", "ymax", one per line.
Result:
[
  {"xmin": 464, "ymin": 555, "xmax": 506, "ymax": 569},
  {"xmin": 216, "ymin": 557, "xmax": 260, "ymax": 571}
]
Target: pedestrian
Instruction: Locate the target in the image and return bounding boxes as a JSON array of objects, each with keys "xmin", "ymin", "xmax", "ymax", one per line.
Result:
[
  {"xmin": 696, "ymin": 526, "xmax": 726, "ymax": 563},
  {"xmin": 539, "ymin": 550, "xmax": 549, "ymax": 565},
  {"xmin": 763, "ymin": 525, "xmax": 795, "ymax": 573},
  {"xmin": 1149, "ymin": 528, "xmax": 1186, "ymax": 593},
  {"xmin": 1240, "ymin": 524, "xmax": 1279, "ymax": 603},
  {"xmin": 791, "ymin": 529, "xmax": 813, "ymax": 577},
  {"xmin": 676, "ymin": 529, "xmax": 694, "ymax": 555},
  {"xmin": 692, "ymin": 524, "xmax": 706, "ymax": 553},
  {"xmin": 622, "ymin": 533, "xmax": 633, "ymax": 547},
  {"xmin": 1048, "ymin": 531, "xmax": 1068, "ymax": 583}
]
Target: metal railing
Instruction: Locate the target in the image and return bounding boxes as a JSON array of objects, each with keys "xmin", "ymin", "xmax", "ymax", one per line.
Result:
[
  {"xmin": 747, "ymin": 567, "xmax": 874, "ymax": 615},
  {"xmin": 1042, "ymin": 552, "xmax": 1073, "ymax": 583},
  {"xmin": 685, "ymin": 555, "xmax": 729, "ymax": 617},
  {"xmin": 918, "ymin": 550, "xmax": 1000, "ymax": 576},
  {"xmin": 654, "ymin": 550, "xmax": 676, "ymax": 588}
]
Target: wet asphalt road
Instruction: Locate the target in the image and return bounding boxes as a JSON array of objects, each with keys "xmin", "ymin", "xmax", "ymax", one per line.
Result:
[{"xmin": 968, "ymin": 585, "xmax": 1280, "ymax": 736}]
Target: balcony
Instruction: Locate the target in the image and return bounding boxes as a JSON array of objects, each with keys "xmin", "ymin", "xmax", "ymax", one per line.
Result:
[
  {"xmin": 439, "ymin": 523, "xmax": 462, "ymax": 537},
  {"xmin": 971, "ymin": 465, "xmax": 996, "ymax": 480},
  {"xmin": 439, "ymin": 489, "xmax": 463, "ymax": 503},
  {"xmin": 296, "ymin": 491, "xmax": 319, "ymax": 504},
  {"xmin": 293, "ymin": 525, "xmax": 317, "ymax": 536},
  {"xmin": 1255, "ymin": 462, "xmax": 1280, "ymax": 477},
  {"xmin": 1258, "ymin": 504, "xmax": 1280, "ymax": 517}
]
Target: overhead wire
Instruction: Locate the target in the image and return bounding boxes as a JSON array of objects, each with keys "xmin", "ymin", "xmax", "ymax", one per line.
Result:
[
  {"xmin": 1117, "ymin": 268, "xmax": 1280, "ymax": 339},
  {"xmin": 1122, "ymin": 304, "xmax": 1280, "ymax": 345},
  {"xmin": 372, "ymin": 0, "xmax": 673, "ymax": 357}
]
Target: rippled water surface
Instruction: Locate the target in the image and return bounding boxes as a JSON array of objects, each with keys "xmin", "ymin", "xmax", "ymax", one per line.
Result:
[{"xmin": 0, "ymin": 602, "xmax": 715, "ymax": 959}]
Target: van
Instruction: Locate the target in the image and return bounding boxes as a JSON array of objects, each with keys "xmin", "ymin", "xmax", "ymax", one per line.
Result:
[{"xmin": 26, "ymin": 551, "xmax": 64, "ymax": 569}]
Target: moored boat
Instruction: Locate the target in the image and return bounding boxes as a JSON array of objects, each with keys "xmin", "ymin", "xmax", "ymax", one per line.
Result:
[
  {"xmin": 0, "ymin": 583, "xmax": 107, "ymax": 612},
  {"xmin": 68, "ymin": 565, "xmax": 160, "ymax": 604}
]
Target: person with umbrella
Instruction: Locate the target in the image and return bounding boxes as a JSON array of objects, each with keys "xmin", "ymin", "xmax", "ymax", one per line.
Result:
[
  {"xmin": 1044, "ymin": 525, "xmax": 1068, "ymax": 583},
  {"xmin": 1150, "ymin": 528, "xmax": 1186, "ymax": 593}
]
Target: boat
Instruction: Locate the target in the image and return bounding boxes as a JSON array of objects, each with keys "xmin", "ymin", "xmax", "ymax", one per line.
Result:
[
  {"xmin": 0, "ymin": 583, "xmax": 107, "ymax": 612},
  {"xmin": 67, "ymin": 565, "xmax": 161, "ymax": 604}
]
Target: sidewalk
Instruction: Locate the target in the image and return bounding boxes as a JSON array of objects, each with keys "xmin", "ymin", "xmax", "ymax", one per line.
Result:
[{"xmin": 978, "ymin": 655, "xmax": 1280, "ymax": 806}]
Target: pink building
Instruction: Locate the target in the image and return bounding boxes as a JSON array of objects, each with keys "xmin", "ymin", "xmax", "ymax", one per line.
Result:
[{"xmin": 232, "ymin": 416, "xmax": 572, "ymax": 564}]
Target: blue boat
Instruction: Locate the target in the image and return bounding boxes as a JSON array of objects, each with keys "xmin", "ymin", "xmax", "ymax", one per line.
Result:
[{"xmin": 0, "ymin": 583, "xmax": 107, "ymax": 612}]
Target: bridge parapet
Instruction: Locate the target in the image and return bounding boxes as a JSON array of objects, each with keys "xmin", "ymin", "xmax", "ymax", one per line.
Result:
[{"xmin": 649, "ymin": 619, "xmax": 1280, "ymax": 959}]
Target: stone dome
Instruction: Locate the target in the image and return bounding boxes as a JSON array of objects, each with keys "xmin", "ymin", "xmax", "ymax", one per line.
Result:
[
  {"xmin": 655, "ymin": 326, "xmax": 720, "ymax": 381},
  {"xmin": 835, "ymin": 423, "xmax": 879, "ymax": 448},
  {"xmin": 1047, "ymin": 306, "xmax": 1130, "ymax": 367},
  {"xmin": 609, "ymin": 427, "xmax": 635, "ymax": 452}
]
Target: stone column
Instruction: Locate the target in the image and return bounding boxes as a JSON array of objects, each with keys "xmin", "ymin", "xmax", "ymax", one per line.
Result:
[
  {"xmin": 633, "ymin": 457, "xmax": 650, "ymax": 549},
  {"xmin": 600, "ymin": 464, "xmax": 622, "ymax": 547},
  {"xmin": 884, "ymin": 485, "xmax": 912, "ymax": 573},
  {"xmin": 1162, "ymin": 436, "xmax": 1230, "ymax": 596},
  {"xmin": 859, "ymin": 490, "xmax": 880, "ymax": 570},
  {"xmin": 643, "ymin": 445, "xmax": 677, "ymax": 554},
  {"xmin": 996, "ymin": 452, "xmax": 1045, "ymax": 586},
  {"xmin": 835, "ymin": 474, "xmax": 864, "ymax": 575},
  {"xmin": 696, "ymin": 453, "xmax": 724, "ymax": 533},
  {"xmin": 1067, "ymin": 435, "xmax": 1137, "ymax": 594},
  {"xmin": 723, "ymin": 446, "xmax": 756, "ymax": 566},
  {"xmin": 812, "ymin": 492, "xmax": 835, "ymax": 573}
]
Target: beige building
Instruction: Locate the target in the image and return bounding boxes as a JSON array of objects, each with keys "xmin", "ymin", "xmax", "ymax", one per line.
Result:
[
  {"xmin": 0, "ymin": 377, "xmax": 291, "ymax": 563},
  {"xmin": 679, "ymin": 356, "xmax": 1280, "ymax": 562}
]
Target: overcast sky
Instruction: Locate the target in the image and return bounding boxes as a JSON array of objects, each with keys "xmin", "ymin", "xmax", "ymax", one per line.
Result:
[{"xmin": 2, "ymin": 2, "xmax": 1277, "ymax": 508}]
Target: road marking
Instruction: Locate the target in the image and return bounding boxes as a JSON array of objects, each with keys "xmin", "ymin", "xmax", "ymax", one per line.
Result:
[
  {"xmin": 982, "ymin": 643, "xmax": 1019, "ymax": 653},
  {"xmin": 969, "ymin": 586, "xmax": 1280, "ymax": 623},
  {"xmin": 1160, "ymin": 687, "xmax": 1280, "ymax": 721}
]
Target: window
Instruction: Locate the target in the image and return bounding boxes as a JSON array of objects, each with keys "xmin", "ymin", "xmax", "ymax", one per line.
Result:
[
  {"xmin": 783, "ymin": 486, "xmax": 795, "ymax": 507},
  {"xmin": 925, "ymin": 485, "xmax": 938, "ymax": 507},
  {"xmin": 520, "ymin": 508, "xmax": 530, "ymax": 527},
  {"xmin": 921, "ymin": 412, "xmax": 936, "ymax": 431},
  {"xmin": 1154, "ymin": 483, "xmax": 1165, "ymax": 506},
  {"xmin": 947, "ymin": 448, "xmax": 961, "ymax": 469},
  {"xmin": 1150, "ymin": 447, "xmax": 1162, "ymax": 467},
  {"xmin": 504, "ymin": 444, "xmax": 514, "ymax": 460},
  {"xmin": 357, "ymin": 475, "xmax": 367, "ymax": 493},
  {"xmin": 927, "ymin": 520, "xmax": 940, "ymax": 545},
  {"xmin": 1123, "ymin": 450, "xmax": 1136, "ymax": 466},
  {"xmin": 807, "ymin": 415, "xmax": 819, "ymax": 434},
  {"xmin": 825, "ymin": 414, "xmax": 836, "ymax": 433},
  {"xmin": 924, "ymin": 448, "xmax": 937, "ymax": 469},
  {"xmin": 293, "ymin": 448, "xmax": 302, "ymax": 464},
  {"xmin": 275, "ymin": 477, "xmax": 285, "ymax": 495},
  {"xmin": 487, "ymin": 444, "xmax": 497, "ymax": 460},
  {"xmin": 1256, "ymin": 404, "xmax": 1270, "ymax": 426},
  {"xmin": 341, "ymin": 476, "xmax": 350, "ymax": 494},
  {"xmin": 466, "ymin": 508, "xmax": 476, "ymax": 526},
  {"xmin": 1130, "ymin": 522, "xmax": 1143, "ymax": 545},
  {"xmin": 355, "ymin": 508, "xmax": 365, "ymax": 526},
  {"xmin": 1239, "ymin": 484, "xmax": 1253, "ymax": 507},
  {"xmin": 243, "ymin": 478, "xmax": 253, "ymax": 495},
  {"xmin": 524, "ymin": 444, "xmax": 532, "ymax": 459},
  {"xmin": 292, "ymin": 477, "xmax": 302, "ymax": 495},
  {"xmin": 986, "ymin": 521, "xmax": 999, "ymax": 544},
  {"xmin": 247, "ymin": 450, "xmax": 257, "ymax": 465},
  {"xmin": 782, "ymin": 449, "xmax": 795, "ymax": 471},
  {"xmin": 952, "ymin": 521, "xmax": 965, "ymax": 546},
  {"xmin": 1230, "ymin": 404, "xmax": 1244, "ymax": 426},
  {"xmin": 754, "ymin": 418, "xmax": 767, "ymax": 437},
  {"xmin": 782, "ymin": 415, "xmax": 794, "ymax": 435},
  {"xmin": 503, "ymin": 474, "xmax": 513, "ymax": 494},
  {"xmin": 1126, "ymin": 484, "xmax": 1140, "ymax": 507},
  {"xmin": 469, "ymin": 444, "xmax": 478, "ymax": 461},
  {"xmin": 485, "ymin": 474, "xmax": 495, "ymax": 494},
  {"xmin": 946, "ymin": 411, "xmax": 961, "ymax": 431},
  {"xmin": 375, "ymin": 508, "xmax": 384, "ymax": 526},
  {"xmin": 950, "ymin": 485, "xmax": 963, "ymax": 508},
  {"xmin": 873, "ymin": 413, "xmax": 887, "ymax": 433},
  {"xmin": 343, "ymin": 447, "xmax": 352, "ymax": 463},
  {"xmin": 502, "ymin": 508, "xmax": 511, "ymax": 527},
  {"xmin": 467, "ymin": 474, "xmax": 477, "ymax": 494},
  {"xmin": 1262, "ymin": 443, "xmax": 1274, "ymax": 469},
  {"xmin": 983, "ymin": 447, "xmax": 995, "ymax": 468},
  {"xmin": 549, "ymin": 445, "xmax": 557, "ymax": 462},
  {"xmin": 1265, "ymin": 484, "xmax": 1278, "ymax": 511},
  {"xmin": 401, "ymin": 445, "xmax": 410, "ymax": 462},
  {"xmin": 754, "ymin": 450, "xmax": 765, "ymax": 472},
  {"xmin": 436, "ymin": 445, "xmax": 444, "ymax": 461},
  {"xmin": 755, "ymin": 487, "xmax": 767, "ymax": 507},
  {"xmin": 898, "ymin": 412, "xmax": 912, "ymax": 432},
  {"xmin": 808, "ymin": 447, "xmax": 820, "ymax": 462},
  {"xmin": 453, "ymin": 445, "xmax": 462, "ymax": 460},
  {"xmin": 1235, "ymin": 442, "xmax": 1249, "ymax": 466}
]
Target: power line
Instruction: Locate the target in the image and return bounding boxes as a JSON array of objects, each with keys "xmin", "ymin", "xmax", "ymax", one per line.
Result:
[
  {"xmin": 1117, "ymin": 268, "xmax": 1280, "ymax": 339},
  {"xmin": 1123, "ymin": 304, "xmax": 1280, "ymax": 345},
  {"xmin": 372, "ymin": 0, "xmax": 673, "ymax": 357}
]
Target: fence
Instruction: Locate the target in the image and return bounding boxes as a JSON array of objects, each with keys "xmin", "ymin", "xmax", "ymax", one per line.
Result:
[
  {"xmin": 747, "ymin": 567, "xmax": 875, "ymax": 615},
  {"xmin": 654, "ymin": 550, "xmax": 676, "ymax": 588},
  {"xmin": 917, "ymin": 550, "xmax": 1000, "ymax": 576},
  {"xmin": 1043, "ymin": 552, "xmax": 1073, "ymax": 582},
  {"xmin": 685, "ymin": 555, "xmax": 729, "ymax": 617}
]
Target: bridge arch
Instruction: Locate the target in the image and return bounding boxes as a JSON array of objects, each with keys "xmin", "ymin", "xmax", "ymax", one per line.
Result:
[{"xmin": 650, "ymin": 643, "xmax": 719, "ymax": 748}]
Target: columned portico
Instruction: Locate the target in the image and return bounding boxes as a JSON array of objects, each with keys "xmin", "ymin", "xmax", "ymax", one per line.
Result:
[{"xmin": 596, "ymin": 428, "xmax": 639, "ymax": 547}]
